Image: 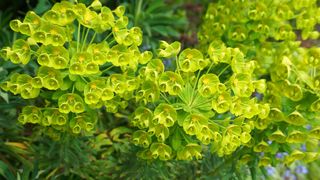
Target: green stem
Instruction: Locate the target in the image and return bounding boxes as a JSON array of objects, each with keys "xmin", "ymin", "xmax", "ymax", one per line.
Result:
[
  {"xmin": 88, "ymin": 32, "xmax": 97, "ymax": 46},
  {"xmin": 175, "ymin": 55, "xmax": 181, "ymax": 75},
  {"xmin": 81, "ymin": 28, "xmax": 90, "ymax": 51},
  {"xmin": 189, "ymin": 70, "xmax": 202, "ymax": 106},
  {"xmin": 108, "ymin": 39, "xmax": 116, "ymax": 46},
  {"xmin": 103, "ymin": 31, "xmax": 113, "ymax": 42},
  {"xmin": 102, "ymin": 65, "xmax": 114, "ymax": 73},
  {"xmin": 77, "ymin": 22, "xmax": 81, "ymax": 52},
  {"xmin": 206, "ymin": 62, "xmax": 215, "ymax": 74},
  {"xmin": 12, "ymin": 32, "xmax": 17, "ymax": 44},
  {"xmin": 160, "ymin": 92, "xmax": 170, "ymax": 104},
  {"xmin": 218, "ymin": 64, "xmax": 230, "ymax": 77},
  {"xmin": 80, "ymin": 76, "xmax": 89, "ymax": 83},
  {"xmin": 30, "ymin": 50, "xmax": 39, "ymax": 56}
]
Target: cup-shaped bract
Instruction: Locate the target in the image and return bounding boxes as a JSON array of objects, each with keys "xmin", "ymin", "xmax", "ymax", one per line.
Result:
[
  {"xmin": 20, "ymin": 106, "xmax": 43, "ymax": 124},
  {"xmin": 268, "ymin": 108, "xmax": 285, "ymax": 122},
  {"xmin": 50, "ymin": 1, "xmax": 75, "ymax": 26},
  {"xmin": 258, "ymin": 157, "xmax": 271, "ymax": 167},
  {"xmin": 148, "ymin": 124, "xmax": 169, "ymax": 142},
  {"xmin": 37, "ymin": 45, "xmax": 69, "ymax": 69},
  {"xmin": 212, "ymin": 91, "xmax": 231, "ymax": 114},
  {"xmin": 37, "ymin": 66, "xmax": 63, "ymax": 90},
  {"xmin": 58, "ymin": 93, "xmax": 85, "ymax": 114},
  {"xmin": 309, "ymin": 127, "xmax": 320, "ymax": 139},
  {"xmin": 159, "ymin": 71, "xmax": 184, "ymax": 95},
  {"xmin": 253, "ymin": 141, "xmax": 269, "ymax": 153},
  {"xmin": 133, "ymin": 130, "xmax": 152, "ymax": 148},
  {"xmin": 136, "ymin": 80, "xmax": 160, "ymax": 104},
  {"xmin": 286, "ymin": 130, "xmax": 307, "ymax": 143},
  {"xmin": 183, "ymin": 114, "xmax": 208, "ymax": 136},
  {"xmin": 284, "ymin": 84, "xmax": 303, "ymax": 101},
  {"xmin": 230, "ymin": 73, "xmax": 254, "ymax": 98},
  {"xmin": 178, "ymin": 48, "xmax": 204, "ymax": 72},
  {"xmin": 269, "ymin": 129, "xmax": 286, "ymax": 143},
  {"xmin": 132, "ymin": 107, "xmax": 153, "ymax": 129},
  {"xmin": 150, "ymin": 143, "xmax": 172, "ymax": 160},
  {"xmin": 285, "ymin": 111, "xmax": 307, "ymax": 126},
  {"xmin": 157, "ymin": 41, "xmax": 181, "ymax": 58},
  {"xmin": 196, "ymin": 125, "xmax": 214, "ymax": 145},
  {"xmin": 144, "ymin": 59, "xmax": 165, "ymax": 81},
  {"xmin": 153, "ymin": 103, "xmax": 177, "ymax": 127},
  {"xmin": 198, "ymin": 74, "xmax": 220, "ymax": 97},
  {"xmin": 87, "ymin": 42, "xmax": 109, "ymax": 65},
  {"xmin": 177, "ymin": 143, "xmax": 202, "ymax": 160}
]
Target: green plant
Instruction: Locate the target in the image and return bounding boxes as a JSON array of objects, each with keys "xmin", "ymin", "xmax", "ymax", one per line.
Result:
[
  {"xmin": 1, "ymin": 0, "xmax": 320, "ymax": 179},
  {"xmin": 198, "ymin": 0, "xmax": 320, "ymax": 173},
  {"xmin": 0, "ymin": 0, "xmax": 146, "ymax": 137}
]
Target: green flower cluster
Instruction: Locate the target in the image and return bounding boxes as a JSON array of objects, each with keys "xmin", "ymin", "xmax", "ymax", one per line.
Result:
[
  {"xmin": 131, "ymin": 40, "xmax": 271, "ymax": 160},
  {"xmin": 0, "ymin": 1, "xmax": 145, "ymax": 139},
  {"xmin": 1, "ymin": 0, "xmax": 320, "ymax": 165},
  {"xmin": 199, "ymin": 0, "xmax": 320, "ymax": 166}
]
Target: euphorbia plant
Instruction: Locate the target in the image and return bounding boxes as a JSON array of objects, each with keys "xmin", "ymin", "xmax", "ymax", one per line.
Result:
[
  {"xmin": 0, "ymin": 0, "xmax": 320, "ymax": 174},
  {"xmin": 0, "ymin": 0, "xmax": 146, "ymax": 139},
  {"xmin": 132, "ymin": 41, "xmax": 271, "ymax": 160},
  {"xmin": 199, "ymin": 0, "xmax": 320, "ymax": 168}
]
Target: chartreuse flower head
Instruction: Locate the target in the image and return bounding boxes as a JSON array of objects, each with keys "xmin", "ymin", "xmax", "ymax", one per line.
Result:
[
  {"xmin": 177, "ymin": 143, "xmax": 202, "ymax": 160},
  {"xmin": 183, "ymin": 114, "xmax": 208, "ymax": 136},
  {"xmin": 1, "ymin": 39, "xmax": 31, "ymax": 64},
  {"xmin": 18, "ymin": 106, "xmax": 42, "ymax": 124},
  {"xmin": 42, "ymin": 108, "xmax": 68, "ymax": 126},
  {"xmin": 212, "ymin": 91, "xmax": 231, "ymax": 114},
  {"xmin": 150, "ymin": 143, "xmax": 172, "ymax": 160},
  {"xmin": 157, "ymin": 41, "xmax": 181, "ymax": 58},
  {"xmin": 1, "ymin": 73, "xmax": 40, "ymax": 99},
  {"xmin": 309, "ymin": 127, "xmax": 320, "ymax": 139},
  {"xmin": 230, "ymin": 73, "xmax": 254, "ymax": 98},
  {"xmin": 197, "ymin": 74, "xmax": 220, "ymax": 97},
  {"xmin": 58, "ymin": 93, "xmax": 85, "ymax": 114},
  {"xmin": 285, "ymin": 111, "xmax": 307, "ymax": 126},
  {"xmin": 268, "ymin": 129, "xmax": 286, "ymax": 143},
  {"xmin": 131, "ymin": 107, "xmax": 153, "ymax": 129},
  {"xmin": 83, "ymin": 78, "xmax": 107, "ymax": 105},
  {"xmin": 37, "ymin": 66, "xmax": 63, "ymax": 90},
  {"xmin": 159, "ymin": 71, "xmax": 184, "ymax": 95},
  {"xmin": 148, "ymin": 124, "xmax": 169, "ymax": 142},
  {"xmin": 178, "ymin": 48, "xmax": 207, "ymax": 72},
  {"xmin": 133, "ymin": 130, "xmax": 152, "ymax": 148},
  {"xmin": 153, "ymin": 103, "xmax": 177, "ymax": 127},
  {"xmin": 286, "ymin": 130, "xmax": 307, "ymax": 144},
  {"xmin": 80, "ymin": 112, "xmax": 97, "ymax": 132},
  {"xmin": 136, "ymin": 80, "xmax": 160, "ymax": 104},
  {"xmin": 37, "ymin": 45, "xmax": 69, "ymax": 69}
]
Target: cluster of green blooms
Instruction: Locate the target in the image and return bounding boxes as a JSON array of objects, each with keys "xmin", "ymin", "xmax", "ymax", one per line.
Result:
[
  {"xmin": 199, "ymin": 0, "xmax": 320, "ymax": 166},
  {"xmin": 0, "ymin": 0, "xmax": 146, "ymax": 139},
  {"xmin": 1, "ymin": 0, "xmax": 320, "ymax": 164},
  {"xmin": 131, "ymin": 40, "xmax": 272, "ymax": 160}
]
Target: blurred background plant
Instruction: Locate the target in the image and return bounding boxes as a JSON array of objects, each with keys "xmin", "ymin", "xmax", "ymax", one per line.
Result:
[{"xmin": 0, "ymin": 1, "xmax": 32, "ymax": 178}]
